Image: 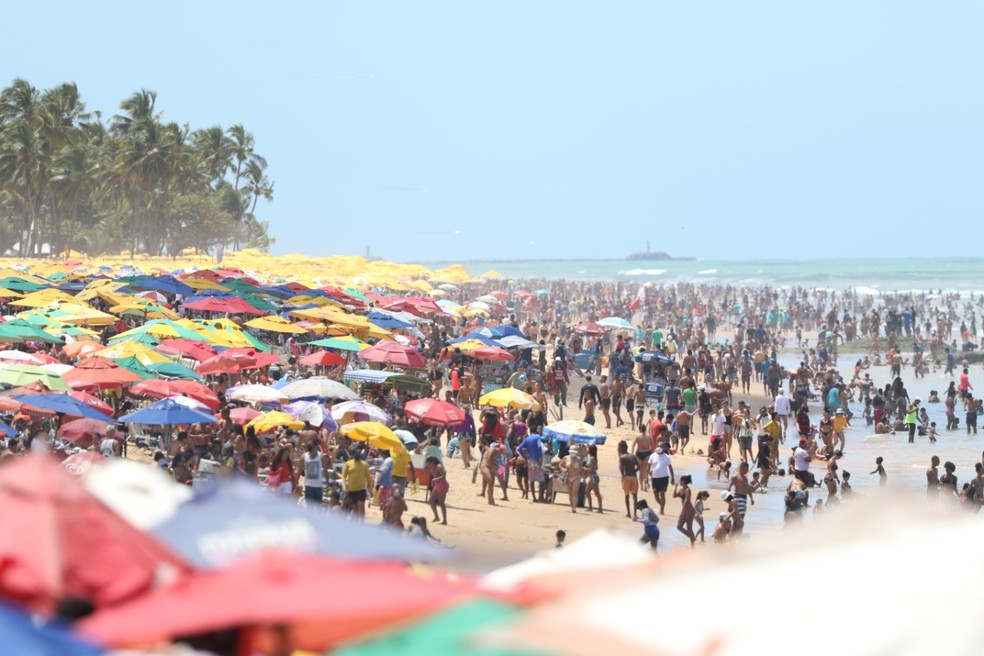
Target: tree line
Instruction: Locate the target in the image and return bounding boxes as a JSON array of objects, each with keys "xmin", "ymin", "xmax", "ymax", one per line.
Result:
[{"xmin": 0, "ymin": 78, "xmax": 274, "ymax": 258}]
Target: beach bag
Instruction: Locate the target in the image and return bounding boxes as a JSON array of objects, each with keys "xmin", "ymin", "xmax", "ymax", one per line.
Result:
[{"xmin": 267, "ymin": 469, "xmax": 281, "ymax": 488}]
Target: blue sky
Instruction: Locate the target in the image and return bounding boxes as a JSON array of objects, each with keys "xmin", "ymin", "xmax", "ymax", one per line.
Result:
[{"xmin": 4, "ymin": 1, "xmax": 982, "ymax": 261}]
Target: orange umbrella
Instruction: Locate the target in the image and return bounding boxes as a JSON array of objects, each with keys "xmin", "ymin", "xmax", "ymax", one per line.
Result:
[
  {"xmin": 61, "ymin": 357, "xmax": 144, "ymax": 390},
  {"xmin": 196, "ymin": 351, "xmax": 257, "ymax": 375},
  {"xmin": 299, "ymin": 350, "xmax": 347, "ymax": 367},
  {"xmin": 130, "ymin": 379, "xmax": 221, "ymax": 410}
]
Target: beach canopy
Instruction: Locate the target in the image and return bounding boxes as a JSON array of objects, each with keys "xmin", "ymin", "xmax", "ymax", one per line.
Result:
[
  {"xmin": 403, "ymin": 398, "xmax": 467, "ymax": 427},
  {"xmin": 359, "ymin": 341, "xmax": 426, "ymax": 369},
  {"xmin": 78, "ymin": 551, "xmax": 472, "ymax": 653},
  {"xmin": 542, "ymin": 420, "xmax": 607, "ymax": 445},
  {"xmin": 339, "ymin": 421, "xmax": 404, "ymax": 451},
  {"xmin": 299, "ymin": 349, "xmax": 347, "ymax": 367},
  {"xmin": 0, "ymin": 600, "xmax": 103, "ymax": 656},
  {"xmin": 331, "ymin": 400, "xmax": 392, "ymax": 425},
  {"xmin": 247, "ymin": 410, "xmax": 304, "ymax": 433},
  {"xmin": 280, "ymin": 376, "xmax": 359, "ymax": 400},
  {"xmin": 0, "ymin": 455, "xmax": 186, "ymax": 614},
  {"xmin": 479, "ymin": 387, "xmax": 539, "ymax": 410},
  {"xmin": 130, "ymin": 379, "xmax": 220, "ymax": 409},
  {"xmin": 11, "ymin": 393, "xmax": 113, "ymax": 422},
  {"xmin": 228, "ymin": 384, "xmax": 288, "ymax": 404},
  {"xmin": 119, "ymin": 398, "xmax": 218, "ymax": 425},
  {"xmin": 150, "ymin": 478, "xmax": 448, "ymax": 569},
  {"xmin": 0, "ymin": 364, "xmax": 70, "ymax": 390}
]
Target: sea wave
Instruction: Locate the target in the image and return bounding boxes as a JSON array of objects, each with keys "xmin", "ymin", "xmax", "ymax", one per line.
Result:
[
  {"xmin": 697, "ymin": 269, "xmax": 718, "ymax": 275},
  {"xmin": 618, "ymin": 268, "xmax": 666, "ymax": 277}
]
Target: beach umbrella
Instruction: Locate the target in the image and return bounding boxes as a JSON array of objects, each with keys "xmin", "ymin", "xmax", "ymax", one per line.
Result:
[
  {"xmin": 91, "ymin": 340, "xmax": 170, "ymax": 365},
  {"xmin": 119, "ymin": 399, "xmax": 218, "ymax": 425},
  {"xmin": 148, "ymin": 477, "xmax": 447, "ymax": 568},
  {"xmin": 331, "ymin": 400, "xmax": 392, "ymax": 425},
  {"xmin": 0, "ymin": 319, "xmax": 64, "ymax": 344},
  {"xmin": 366, "ymin": 312, "xmax": 414, "ymax": 329},
  {"xmin": 0, "ymin": 600, "xmax": 103, "ymax": 656},
  {"xmin": 479, "ymin": 388, "xmax": 539, "ymax": 410},
  {"xmin": 0, "ymin": 454, "xmax": 187, "ymax": 614},
  {"xmin": 62, "ymin": 341, "xmax": 102, "ymax": 358},
  {"xmin": 220, "ymin": 406, "xmax": 262, "ymax": 426},
  {"xmin": 196, "ymin": 351, "xmax": 257, "ymax": 375},
  {"xmin": 144, "ymin": 361, "xmax": 204, "ymax": 380},
  {"xmin": 58, "ymin": 418, "xmax": 111, "ymax": 444},
  {"xmin": 280, "ymin": 376, "xmax": 360, "ymax": 400},
  {"xmin": 472, "ymin": 346, "xmax": 516, "ymax": 362},
  {"xmin": 331, "ymin": 600, "xmax": 533, "ymax": 656},
  {"xmin": 167, "ymin": 395, "xmax": 212, "ymax": 412},
  {"xmin": 154, "ymin": 338, "xmax": 217, "ymax": 361},
  {"xmin": 244, "ymin": 315, "xmax": 309, "ymax": 334},
  {"xmin": 360, "ymin": 342, "xmax": 426, "ymax": 369},
  {"xmin": 449, "ymin": 338, "xmax": 494, "ymax": 352},
  {"xmin": 221, "ymin": 347, "xmax": 280, "ymax": 369},
  {"xmin": 573, "ymin": 322, "xmax": 604, "ymax": 336},
  {"xmin": 228, "ymin": 384, "xmax": 289, "ymax": 404},
  {"xmin": 77, "ymin": 550, "xmax": 471, "ymax": 653},
  {"xmin": 109, "ymin": 302, "xmax": 179, "ymax": 320},
  {"xmin": 597, "ymin": 316, "xmax": 635, "ymax": 330},
  {"xmin": 11, "ymin": 393, "xmax": 114, "ymax": 422},
  {"xmin": 339, "ymin": 421, "xmax": 404, "ymax": 451},
  {"xmin": 0, "ymin": 364, "xmax": 70, "ymax": 390},
  {"xmin": 308, "ymin": 336, "xmax": 369, "ymax": 352},
  {"xmin": 403, "ymin": 398, "xmax": 467, "ymax": 427},
  {"xmin": 130, "ymin": 379, "xmax": 220, "ymax": 409},
  {"xmin": 182, "ymin": 296, "xmax": 264, "ymax": 315},
  {"xmin": 62, "ymin": 357, "xmax": 143, "ymax": 390},
  {"xmin": 0, "ymin": 350, "xmax": 44, "ymax": 365},
  {"xmin": 299, "ymin": 350, "xmax": 347, "ymax": 367},
  {"xmin": 128, "ymin": 274, "xmax": 195, "ymax": 297},
  {"xmin": 247, "ymin": 410, "xmax": 304, "ymax": 433},
  {"xmin": 62, "ymin": 451, "xmax": 108, "ymax": 477},
  {"xmin": 283, "ymin": 400, "xmax": 335, "ymax": 430},
  {"xmin": 83, "ymin": 458, "xmax": 192, "ymax": 530},
  {"xmin": 0, "ymin": 422, "xmax": 15, "ymax": 437},
  {"xmin": 542, "ymin": 420, "xmax": 607, "ymax": 445}
]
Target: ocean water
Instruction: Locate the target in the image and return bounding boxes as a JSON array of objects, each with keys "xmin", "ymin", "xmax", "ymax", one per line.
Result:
[{"xmin": 421, "ymin": 257, "xmax": 984, "ymax": 292}]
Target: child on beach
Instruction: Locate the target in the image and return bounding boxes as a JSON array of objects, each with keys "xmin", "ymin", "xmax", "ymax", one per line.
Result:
[
  {"xmin": 555, "ymin": 529, "xmax": 566, "ymax": 548},
  {"xmin": 712, "ymin": 513, "xmax": 730, "ymax": 543},
  {"xmin": 635, "ymin": 500, "xmax": 660, "ymax": 551},
  {"xmin": 928, "ymin": 422, "xmax": 939, "ymax": 443},
  {"xmin": 694, "ymin": 490, "xmax": 710, "ymax": 542},
  {"xmin": 870, "ymin": 456, "xmax": 887, "ymax": 485},
  {"xmin": 717, "ymin": 460, "xmax": 732, "ymax": 481}
]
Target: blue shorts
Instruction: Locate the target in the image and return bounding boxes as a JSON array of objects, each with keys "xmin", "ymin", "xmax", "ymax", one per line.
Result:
[
  {"xmin": 304, "ymin": 486, "xmax": 323, "ymax": 503},
  {"xmin": 644, "ymin": 524, "xmax": 660, "ymax": 542}
]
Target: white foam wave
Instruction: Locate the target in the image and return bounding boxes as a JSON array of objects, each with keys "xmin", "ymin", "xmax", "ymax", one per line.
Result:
[
  {"xmin": 618, "ymin": 268, "xmax": 666, "ymax": 277},
  {"xmin": 697, "ymin": 269, "xmax": 717, "ymax": 275}
]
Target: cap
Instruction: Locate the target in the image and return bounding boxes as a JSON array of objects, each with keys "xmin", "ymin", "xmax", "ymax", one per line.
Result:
[{"xmin": 914, "ymin": 397, "xmax": 921, "ymax": 403}]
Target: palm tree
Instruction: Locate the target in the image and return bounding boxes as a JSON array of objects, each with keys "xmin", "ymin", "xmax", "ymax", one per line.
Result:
[{"xmin": 0, "ymin": 79, "xmax": 43, "ymax": 255}]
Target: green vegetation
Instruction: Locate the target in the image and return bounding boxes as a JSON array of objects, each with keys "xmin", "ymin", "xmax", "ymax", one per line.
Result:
[{"xmin": 0, "ymin": 79, "xmax": 274, "ymax": 257}]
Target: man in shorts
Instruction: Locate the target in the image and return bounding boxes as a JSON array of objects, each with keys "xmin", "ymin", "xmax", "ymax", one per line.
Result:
[
  {"xmin": 618, "ymin": 440, "xmax": 640, "ymax": 518},
  {"xmin": 647, "ymin": 445, "xmax": 675, "ymax": 514}
]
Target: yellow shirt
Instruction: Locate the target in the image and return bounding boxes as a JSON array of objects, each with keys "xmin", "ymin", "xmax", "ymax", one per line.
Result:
[
  {"xmin": 392, "ymin": 448, "xmax": 411, "ymax": 478},
  {"xmin": 832, "ymin": 415, "xmax": 849, "ymax": 433},
  {"xmin": 342, "ymin": 459, "xmax": 371, "ymax": 492},
  {"xmin": 764, "ymin": 420, "xmax": 782, "ymax": 440}
]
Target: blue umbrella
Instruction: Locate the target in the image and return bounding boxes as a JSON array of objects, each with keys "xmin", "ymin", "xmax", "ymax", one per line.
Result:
[
  {"xmin": 11, "ymin": 394, "xmax": 112, "ymax": 422},
  {"xmin": 543, "ymin": 419, "xmax": 608, "ymax": 445},
  {"xmin": 153, "ymin": 478, "xmax": 447, "ymax": 568},
  {"xmin": 466, "ymin": 327, "xmax": 506, "ymax": 340},
  {"xmin": 0, "ymin": 601, "xmax": 102, "ymax": 656},
  {"xmin": 0, "ymin": 422, "xmax": 14, "ymax": 438},
  {"xmin": 119, "ymin": 398, "xmax": 218, "ymax": 425},
  {"xmin": 129, "ymin": 275, "xmax": 195, "ymax": 297},
  {"xmin": 449, "ymin": 335, "xmax": 499, "ymax": 347},
  {"xmin": 367, "ymin": 312, "xmax": 413, "ymax": 329}
]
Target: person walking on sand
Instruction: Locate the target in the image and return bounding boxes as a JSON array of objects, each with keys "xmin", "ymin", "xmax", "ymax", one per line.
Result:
[
  {"xmin": 633, "ymin": 425, "xmax": 655, "ymax": 492},
  {"xmin": 774, "ymin": 388, "xmax": 791, "ymax": 439},
  {"xmin": 425, "ymin": 456, "xmax": 449, "ymax": 525},
  {"xmin": 560, "ymin": 446, "xmax": 584, "ymax": 513},
  {"xmin": 648, "ymin": 445, "xmax": 675, "ymax": 514},
  {"xmin": 728, "ymin": 460, "xmax": 755, "ymax": 525},
  {"xmin": 479, "ymin": 443, "xmax": 500, "ymax": 506},
  {"xmin": 618, "ymin": 440, "xmax": 640, "ymax": 518},
  {"xmin": 584, "ymin": 444, "xmax": 603, "ymax": 513},
  {"xmin": 674, "ymin": 474, "xmax": 697, "ymax": 546},
  {"xmin": 598, "ymin": 375, "xmax": 613, "ymax": 429}
]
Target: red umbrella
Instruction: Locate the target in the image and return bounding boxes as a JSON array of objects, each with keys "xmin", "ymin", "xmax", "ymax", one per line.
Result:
[
  {"xmin": 0, "ymin": 454, "xmax": 186, "ymax": 614},
  {"xmin": 471, "ymin": 346, "xmax": 516, "ymax": 362},
  {"xmin": 182, "ymin": 297, "xmax": 264, "ymax": 315},
  {"xmin": 299, "ymin": 350, "xmax": 347, "ymax": 367},
  {"xmin": 196, "ymin": 351, "xmax": 257, "ymax": 376},
  {"xmin": 359, "ymin": 342, "xmax": 426, "ymax": 369},
  {"xmin": 155, "ymin": 340, "xmax": 217, "ymax": 362},
  {"xmin": 383, "ymin": 297, "xmax": 443, "ymax": 316},
  {"xmin": 403, "ymin": 398, "xmax": 468, "ymax": 427},
  {"xmin": 67, "ymin": 390, "xmax": 114, "ymax": 417},
  {"xmin": 58, "ymin": 417, "xmax": 111, "ymax": 444},
  {"xmin": 222, "ymin": 348, "xmax": 279, "ymax": 369},
  {"xmin": 130, "ymin": 379, "xmax": 221, "ymax": 410},
  {"xmin": 216, "ymin": 406, "xmax": 261, "ymax": 426},
  {"xmin": 77, "ymin": 551, "xmax": 475, "ymax": 653},
  {"xmin": 574, "ymin": 322, "xmax": 604, "ymax": 336},
  {"xmin": 62, "ymin": 357, "xmax": 143, "ymax": 390},
  {"xmin": 62, "ymin": 451, "xmax": 108, "ymax": 476}
]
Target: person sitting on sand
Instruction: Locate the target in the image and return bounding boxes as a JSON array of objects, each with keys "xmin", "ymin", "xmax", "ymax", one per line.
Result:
[{"xmin": 712, "ymin": 512, "xmax": 731, "ymax": 543}]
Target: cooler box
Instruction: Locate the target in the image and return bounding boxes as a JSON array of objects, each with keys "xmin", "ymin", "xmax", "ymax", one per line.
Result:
[
  {"xmin": 645, "ymin": 379, "xmax": 665, "ymax": 399},
  {"xmin": 573, "ymin": 351, "xmax": 596, "ymax": 369},
  {"xmin": 409, "ymin": 452, "xmax": 430, "ymax": 488}
]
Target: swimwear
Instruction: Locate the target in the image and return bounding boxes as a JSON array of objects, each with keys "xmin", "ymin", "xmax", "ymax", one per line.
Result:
[{"xmin": 637, "ymin": 450, "xmax": 653, "ymax": 462}]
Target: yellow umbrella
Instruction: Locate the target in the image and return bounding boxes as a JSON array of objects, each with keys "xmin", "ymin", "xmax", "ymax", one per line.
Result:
[
  {"xmin": 0, "ymin": 286, "xmax": 22, "ymax": 298},
  {"xmin": 49, "ymin": 302, "xmax": 117, "ymax": 326},
  {"xmin": 181, "ymin": 277, "xmax": 230, "ymax": 292},
  {"xmin": 109, "ymin": 302, "xmax": 179, "ymax": 320},
  {"xmin": 480, "ymin": 270, "xmax": 506, "ymax": 279},
  {"xmin": 247, "ymin": 411, "xmax": 305, "ymax": 434},
  {"xmin": 451, "ymin": 339, "xmax": 488, "ymax": 353},
  {"xmin": 479, "ymin": 387, "xmax": 540, "ymax": 410},
  {"xmin": 244, "ymin": 315, "xmax": 309, "ymax": 334},
  {"xmin": 339, "ymin": 421, "xmax": 404, "ymax": 451},
  {"xmin": 8, "ymin": 290, "xmax": 76, "ymax": 307},
  {"xmin": 92, "ymin": 340, "xmax": 171, "ymax": 365}
]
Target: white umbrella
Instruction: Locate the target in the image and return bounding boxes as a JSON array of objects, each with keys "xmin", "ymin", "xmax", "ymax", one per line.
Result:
[
  {"xmin": 84, "ymin": 458, "xmax": 192, "ymax": 530},
  {"xmin": 41, "ymin": 363, "xmax": 75, "ymax": 376},
  {"xmin": 394, "ymin": 429, "xmax": 419, "ymax": 447},
  {"xmin": 227, "ymin": 384, "xmax": 289, "ymax": 404},
  {"xmin": 0, "ymin": 350, "xmax": 44, "ymax": 365},
  {"xmin": 437, "ymin": 283, "xmax": 458, "ymax": 291},
  {"xmin": 597, "ymin": 316, "xmax": 635, "ymax": 330},
  {"xmin": 167, "ymin": 395, "xmax": 211, "ymax": 412},
  {"xmin": 280, "ymin": 376, "xmax": 359, "ymax": 401},
  {"xmin": 330, "ymin": 400, "xmax": 392, "ymax": 425}
]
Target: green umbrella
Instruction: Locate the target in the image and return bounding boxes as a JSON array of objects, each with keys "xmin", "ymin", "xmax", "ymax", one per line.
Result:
[
  {"xmin": 309, "ymin": 337, "xmax": 368, "ymax": 352},
  {"xmin": 0, "ymin": 364, "xmax": 71, "ymax": 390},
  {"xmin": 0, "ymin": 319, "xmax": 64, "ymax": 344},
  {"xmin": 238, "ymin": 293, "xmax": 279, "ymax": 313},
  {"xmin": 222, "ymin": 279, "xmax": 269, "ymax": 295},
  {"xmin": 331, "ymin": 600, "xmax": 546, "ymax": 656},
  {"xmin": 145, "ymin": 362, "xmax": 203, "ymax": 380},
  {"xmin": 343, "ymin": 287, "xmax": 371, "ymax": 302},
  {"xmin": 111, "ymin": 357, "xmax": 156, "ymax": 380},
  {"xmin": 0, "ymin": 277, "xmax": 47, "ymax": 292}
]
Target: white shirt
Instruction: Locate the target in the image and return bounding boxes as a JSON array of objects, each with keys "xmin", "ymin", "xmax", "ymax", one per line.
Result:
[
  {"xmin": 774, "ymin": 394, "xmax": 791, "ymax": 415},
  {"xmin": 711, "ymin": 412, "xmax": 726, "ymax": 436},
  {"xmin": 303, "ymin": 451, "xmax": 324, "ymax": 488},
  {"xmin": 793, "ymin": 447, "xmax": 811, "ymax": 472},
  {"xmin": 648, "ymin": 452, "xmax": 672, "ymax": 478}
]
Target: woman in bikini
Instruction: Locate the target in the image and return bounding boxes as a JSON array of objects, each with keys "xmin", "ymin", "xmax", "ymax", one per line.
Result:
[
  {"xmin": 673, "ymin": 474, "xmax": 697, "ymax": 546},
  {"xmin": 824, "ymin": 450, "xmax": 842, "ymax": 504},
  {"xmin": 425, "ymin": 456, "xmax": 449, "ymax": 524},
  {"xmin": 560, "ymin": 446, "xmax": 584, "ymax": 513},
  {"xmin": 584, "ymin": 444, "xmax": 603, "ymax": 513}
]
